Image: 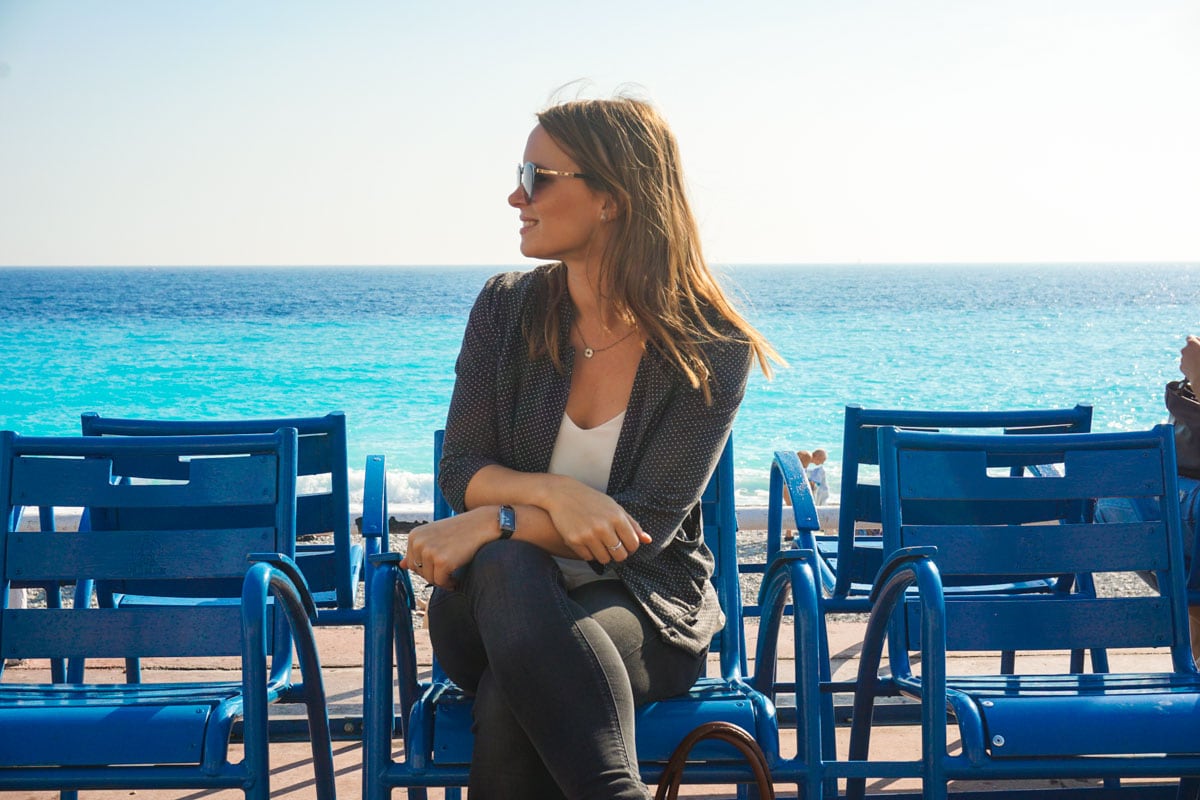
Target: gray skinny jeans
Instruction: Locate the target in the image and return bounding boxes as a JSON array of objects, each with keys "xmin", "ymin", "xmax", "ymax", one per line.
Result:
[{"xmin": 427, "ymin": 539, "xmax": 705, "ymax": 800}]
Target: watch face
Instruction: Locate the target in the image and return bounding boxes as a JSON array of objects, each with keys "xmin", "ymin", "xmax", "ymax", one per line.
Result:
[{"xmin": 499, "ymin": 505, "xmax": 517, "ymax": 538}]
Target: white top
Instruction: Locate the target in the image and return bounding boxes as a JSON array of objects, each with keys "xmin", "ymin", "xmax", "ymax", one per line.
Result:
[
  {"xmin": 807, "ymin": 463, "xmax": 830, "ymax": 505},
  {"xmin": 547, "ymin": 410, "xmax": 626, "ymax": 588}
]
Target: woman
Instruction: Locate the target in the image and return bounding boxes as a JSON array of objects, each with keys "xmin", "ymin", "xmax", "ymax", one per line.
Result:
[{"xmin": 403, "ymin": 96, "xmax": 777, "ymax": 799}]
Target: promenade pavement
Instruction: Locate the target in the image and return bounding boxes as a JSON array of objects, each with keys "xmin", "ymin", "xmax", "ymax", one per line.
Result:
[{"xmin": 2, "ymin": 613, "xmax": 1181, "ymax": 799}]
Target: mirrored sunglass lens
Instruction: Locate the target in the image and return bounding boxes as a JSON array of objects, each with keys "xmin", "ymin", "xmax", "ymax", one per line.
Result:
[{"xmin": 519, "ymin": 163, "xmax": 535, "ymax": 200}]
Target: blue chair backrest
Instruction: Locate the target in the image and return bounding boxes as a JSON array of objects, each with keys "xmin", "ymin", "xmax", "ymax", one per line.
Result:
[
  {"xmin": 877, "ymin": 424, "xmax": 1195, "ymax": 671},
  {"xmin": 80, "ymin": 412, "xmax": 354, "ymax": 609},
  {"xmin": 432, "ymin": 431, "xmax": 746, "ymax": 680},
  {"xmin": 0, "ymin": 429, "xmax": 299, "ymax": 672},
  {"xmin": 834, "ymin": 404, "xmax": 1093, "ymax": 596}
]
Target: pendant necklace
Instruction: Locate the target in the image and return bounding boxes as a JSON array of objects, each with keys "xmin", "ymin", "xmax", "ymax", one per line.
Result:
[{"xmin": 575, "ymin": 320, "xmax": 638, "ymax": 359}]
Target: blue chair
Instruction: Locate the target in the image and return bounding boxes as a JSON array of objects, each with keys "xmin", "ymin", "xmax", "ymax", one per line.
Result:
[
  {"xmin": 79, "ymin": 411, "xmax": 386, "ymax": 626},
  {"xmin": 769, "ymin": 404, "xmax": 1095, "ymax": 615},
  {"xmin": 363, "ymin": 436, "xmax": 829, "ymax": 799},
  {"xmin": 0, "ymin": 429, "xmax": 334, "ymax": 800},
  {"xmin": 767, "ymin": 405, "xmax": 1104, "ymax": 771},
  {"xmin": 848, "ymin": 425, "xmax": 1200, "ymax": 799}
]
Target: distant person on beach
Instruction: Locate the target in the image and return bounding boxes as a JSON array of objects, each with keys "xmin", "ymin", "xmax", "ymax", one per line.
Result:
[
  {"xmin": 808, "ymin": 448, "xmax": 830, "ymax": 505},
  {"xmin": 1096, "ymin": 335, "xmax": 1200, "ymax": 659},
  {"xmin": 402, "ymin": 96, "xmax": 779, "ymax": 799}
]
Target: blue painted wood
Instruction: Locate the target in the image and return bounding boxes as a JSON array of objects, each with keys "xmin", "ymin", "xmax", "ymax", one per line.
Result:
[
  {"xmin": 819, "ymin": 404, "xmax": 1094, "ymax": 609},
  {"xmin": 899, "ymin": 521, "xmax": 1168, "ymax": 574},
  {"xmin": 79, "ymin": 412, "xmax": 386, "ymax": 626},
  {"xmin": 365, "ymin": 435, "xmax": 829, "ymax": 799},
  {"xmin": 846, "ymin": 425, "xmax": 1200, "ymax": 799},
  {"xmin": 896, "ymin": 448, "xmax": 1163, "ymax": 500},
  {"xmin": 0, "ymin": 429, "xmax": 335, "ymax": 799},
  {"xmin": 8, "ymin": 529, "xmax": 276, "ymax": 581},
  {"xmin": 2, "ymin": 606, "xmax": 254, "ymax": 658},
  {"xmin": 0, "ymin": 703, "xmax": 215, "ymax": 767},
  {"xmin": 909, "ymin": 596, "xmax": 1173, "ymax": 651}
]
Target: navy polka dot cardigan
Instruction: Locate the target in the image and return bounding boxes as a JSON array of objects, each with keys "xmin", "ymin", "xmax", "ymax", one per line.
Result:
[{"xmin": 439, "ymin": 264, "xmax": 753, "ymax": 656}]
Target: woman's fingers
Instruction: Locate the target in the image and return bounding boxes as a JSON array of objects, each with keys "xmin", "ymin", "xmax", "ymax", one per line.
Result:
[{"xmin": 573, "ymin": 512, "xmax": 644, "ymax": 564}]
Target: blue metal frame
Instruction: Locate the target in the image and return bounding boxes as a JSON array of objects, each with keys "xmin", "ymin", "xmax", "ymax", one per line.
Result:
[{"xmin": 0, "ymin": 430, "xmax": 334, "ymax": 799}]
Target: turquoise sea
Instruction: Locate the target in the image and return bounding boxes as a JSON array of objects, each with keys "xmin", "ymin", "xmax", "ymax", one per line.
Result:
[{"xmin": 1, "ymin": 263, "xmax": 1197, "ymax": 507}]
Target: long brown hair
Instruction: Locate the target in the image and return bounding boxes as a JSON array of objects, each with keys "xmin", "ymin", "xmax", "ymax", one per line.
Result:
[{"xmin": 525, "ymin": 96, "xmax": 780, "ymax": 403}]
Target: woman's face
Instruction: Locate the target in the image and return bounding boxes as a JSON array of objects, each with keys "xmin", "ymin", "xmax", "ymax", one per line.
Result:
[{"xmin": 508, "ymin": 125, "xmax": 611, "ymax": 265}]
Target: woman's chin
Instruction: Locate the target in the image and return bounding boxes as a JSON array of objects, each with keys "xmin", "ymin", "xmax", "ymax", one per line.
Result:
[{"xmin": 518, "ymin": 240, "xmax": 548, "ymax": 260}]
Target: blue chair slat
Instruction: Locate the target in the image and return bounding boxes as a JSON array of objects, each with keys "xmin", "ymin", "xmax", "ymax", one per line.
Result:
[
  {"xmin": 846, "ymin": 425, "xmax": 1200, "ymax": 799},
  {"xmin": 5, "ymin": 606, "xmax": 254, "ymax": 659},
  {"xmin": 8, "ymin": 528, "xmax": 276, "ymax": 580},
  {"xmin": 0, "ymin": 429, "xmax": 334, "ymax": 799},
  {"xmin": 366, "ymin": 435, "xmax": 828, "ymax": 798},
  {"xmin": 78, "ymin": 411, "xmax": 384, "ymax": 625}
]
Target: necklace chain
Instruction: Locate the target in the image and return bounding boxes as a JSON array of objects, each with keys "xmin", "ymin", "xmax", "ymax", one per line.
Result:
[{"xmin": 575, "ymin": 320, "xmax": 637, "ymax": 359}]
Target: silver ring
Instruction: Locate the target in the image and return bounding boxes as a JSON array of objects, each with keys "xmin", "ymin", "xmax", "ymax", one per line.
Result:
[
  {"xmin": 607, "ymin": 542, "xmax": 623, "ymax": 551},
  {"xmin": 414, "ymin": 561, "xmax": 424, "ymax": 568}
]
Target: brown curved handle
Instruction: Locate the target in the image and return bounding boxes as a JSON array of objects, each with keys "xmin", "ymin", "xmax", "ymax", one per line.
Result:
[{"xmin": 655, "ymin": 721, "xmax": 774, "ymax": 800}]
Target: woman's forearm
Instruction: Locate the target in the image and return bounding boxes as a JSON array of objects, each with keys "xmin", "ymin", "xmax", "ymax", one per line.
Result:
[
  {"xmin": 461, "ymin": 463, "xmax": 650, "ymax": 562},
  {"xmin": 493, "ymin": 502, "xmax": 583, "ymax": 559},
  {"xmin": 462, "ymin": 463, "xmax": 562, "ymax": 511}
]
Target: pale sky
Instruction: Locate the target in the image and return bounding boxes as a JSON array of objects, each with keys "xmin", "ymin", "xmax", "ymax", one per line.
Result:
[{"xmin": 1, "ymin": 0, "xmax": 1197, "ymax": 267}]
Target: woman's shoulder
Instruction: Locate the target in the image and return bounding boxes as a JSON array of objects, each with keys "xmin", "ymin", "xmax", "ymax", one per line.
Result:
[
  {"xmin": 472, "ymin": 263, "xmax": 563, "ymax": 319},
  {"xmin": 480, "ymin": 262, "xmax": 561, "ymax": 297},
  {"xmin": 696, "ymin": 306, "xmax": 754, "ymax": 363}
]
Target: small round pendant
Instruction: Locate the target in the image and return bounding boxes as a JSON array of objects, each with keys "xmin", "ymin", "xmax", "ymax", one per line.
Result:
[{"xmin": 583, "ymin": 347, "xmax": 595, "ymax": 358}]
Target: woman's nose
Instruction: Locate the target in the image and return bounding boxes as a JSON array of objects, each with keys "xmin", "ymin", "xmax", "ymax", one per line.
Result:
[{"xmin": 508, "ymin": 184, "xmax": 527, "ymax": 208}]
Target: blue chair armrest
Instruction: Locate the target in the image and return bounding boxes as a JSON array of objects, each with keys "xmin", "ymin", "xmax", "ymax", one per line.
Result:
[
  {"xmin": 369, "ymin": 551, "xmax": 416, "ymax": 610},
  {"xmin": 866, "ymin": 545, "xmax": 939, "ymax": 605},
  {"xmin": 241, "ymin": 558, "xmax": 334, "ymax": 791},
  {"xmin": 750, "ymin": 549, "xmax": 826, "ymax": 786},
  {"xmin": 845, "ymin": 547, "xmax": 945, "ymax": 799},
  {"xmin": 359, "ymin": 454, "xmax": 388, "ymax": 611},
  {"xmin": 768, "ymin": 450, "xmax": 829, "ymax": 589},
  {"xmin": 364, "ymin": 559, "xmax": 423, "ymax": 751},
  {"xmin": 752, "ymin": 549, "xmax": 823, "ymax": 698},
  {"xmin": 361, "ymin": 454, "xmax": 388, "ymax": 546},
  {"xmin": 248, "ymin": 552, "xmax": 318, "ymax": 622}
]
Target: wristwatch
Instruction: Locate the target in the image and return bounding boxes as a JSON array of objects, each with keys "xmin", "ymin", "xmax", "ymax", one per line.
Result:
[{"xmin": 498, "ymin": 505, "xmax": 517, "ymax": 540}]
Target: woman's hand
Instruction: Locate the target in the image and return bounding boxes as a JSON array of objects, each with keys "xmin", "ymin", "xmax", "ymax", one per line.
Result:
[
  {"xmin": 401, "ymin": 507, "xmax": 497, "ymax": 589},
  {"xmin": 540, "ymin": 476, "xmax": 652, "ymax": 564},
  {"xmin": 1181, "ymin": 335, "xmax": 1200, "ymax": 386}
]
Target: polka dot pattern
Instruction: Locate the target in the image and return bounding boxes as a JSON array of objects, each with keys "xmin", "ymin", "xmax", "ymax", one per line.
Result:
[{"xmin": 439, "ymin": 264, "xmax": 753, "ymax": 656}]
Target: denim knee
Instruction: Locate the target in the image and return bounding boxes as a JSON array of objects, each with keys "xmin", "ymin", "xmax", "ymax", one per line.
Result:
[{"xmin": 462, "ymin": 539, "xmax": 564, "ymax": 608}]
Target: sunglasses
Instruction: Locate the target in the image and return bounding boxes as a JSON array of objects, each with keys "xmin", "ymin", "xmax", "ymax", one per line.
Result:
[{"xmin": 517, "ymin": 161, "xmax": 589, "ymax": 202}]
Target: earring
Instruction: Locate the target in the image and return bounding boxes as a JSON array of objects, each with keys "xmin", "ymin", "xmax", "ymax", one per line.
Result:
[{"xmin": 600, "ymin": 211, "xmax": 609, "ymax": 221}]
